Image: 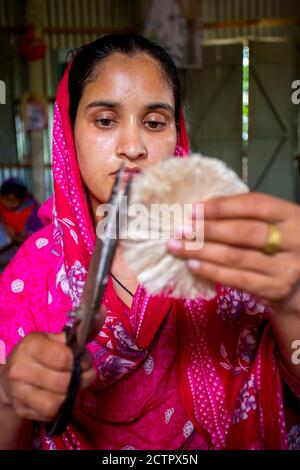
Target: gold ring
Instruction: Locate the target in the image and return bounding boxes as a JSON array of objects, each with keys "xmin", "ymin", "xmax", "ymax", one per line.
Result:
[{"xmin": 264, "ymin": 223, "xmax": 282, "ymax": 255}]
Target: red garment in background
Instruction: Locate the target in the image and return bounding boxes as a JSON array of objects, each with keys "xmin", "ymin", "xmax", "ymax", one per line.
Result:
[{"xmin": 0, "ymin": 197, "xmax": 38, "ymax": 235}]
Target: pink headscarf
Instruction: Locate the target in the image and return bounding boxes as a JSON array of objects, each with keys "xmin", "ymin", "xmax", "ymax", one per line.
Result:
[{"xmin": 0, "ymin": 56, "xmax": 298, "ymax": 451}]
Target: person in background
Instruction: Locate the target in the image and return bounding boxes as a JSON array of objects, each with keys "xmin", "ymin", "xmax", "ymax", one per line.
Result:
[{"xmin": 0, "ymin": 178, "xmax": 43, "ymax": 246}]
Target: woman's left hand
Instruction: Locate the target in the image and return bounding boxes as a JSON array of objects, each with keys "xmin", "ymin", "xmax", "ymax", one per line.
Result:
[{"xmin": 167, "ymin": 192, "xmax": 300, "ymax": 318}]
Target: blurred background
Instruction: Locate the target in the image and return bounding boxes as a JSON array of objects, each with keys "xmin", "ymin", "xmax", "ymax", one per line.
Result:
[{"xmin": 0, "ymin": 0, "xmax": 300, "ymax": 267}]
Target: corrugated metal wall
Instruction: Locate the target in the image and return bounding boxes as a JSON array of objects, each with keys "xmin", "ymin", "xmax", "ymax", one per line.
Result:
[
  {"xmin": 43, "ymin": 0, "xmax": 137, "ymax": 97},
  {"xmin": 0, "ymin": 0, "xmax": 26, "ymax": 100},
  {"xmin": 0, "ymin": 0, "xmax": 137, "ymax": 99},
  {"xmin": 2, "ymin": 0, "xmax": 300, "ymax": 100},
  {"xmin": 203, "ymin": 0, "xmax": 300, "ymax": 41}
]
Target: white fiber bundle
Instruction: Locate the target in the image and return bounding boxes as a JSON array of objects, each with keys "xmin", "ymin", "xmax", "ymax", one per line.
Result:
[{"xmin": 121, "ymin": 154, "xmax": 248, "ymax": 300}]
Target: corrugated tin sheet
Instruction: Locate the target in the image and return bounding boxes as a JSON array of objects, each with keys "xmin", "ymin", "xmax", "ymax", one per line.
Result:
[
  {"xmin": 0, "ymin": 0, "xmax": 24, "ymax": 27},
  {"xmin": 43, "ymin": 0, "xmax": 136, "ymax": 96},
  {"xmin": 203, "ymin": 0, "xmax": 300, "ymax": 41},
  {"xmin": 0, "ymin": 0, "xmax": 26, "ymax": 100},
  {"xmin": 0, "ymin": 0, "xmax": 137, "ymax": 98}
]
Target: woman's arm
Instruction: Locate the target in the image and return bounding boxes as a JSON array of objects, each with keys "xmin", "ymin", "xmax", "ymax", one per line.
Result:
[{"xmin": 0, "ymin": 366, "xmax": 33, "ymax": 449}]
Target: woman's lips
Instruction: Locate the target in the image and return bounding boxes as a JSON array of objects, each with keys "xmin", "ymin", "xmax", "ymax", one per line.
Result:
[
  {"xmin": 124, "ymin": 166, "xmax": 142, "ymax": 174},
  {"xmin": 110, "ymin": 166, "xmax": 142, "ymax": 183},
  {"xmin": 122, "ymin": 171, "xmax": 135, "ymax": 183},
  {"xmin": 124, "ymin": 167, "xmax": 142, "ymax": 180}
]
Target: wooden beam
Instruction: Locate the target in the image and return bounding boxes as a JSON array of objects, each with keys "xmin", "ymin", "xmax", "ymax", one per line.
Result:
[
  {"xmin": 1, "ymin": 18, "xmax": 300, "ymax": 35},
  {"xmin": 204, "ymin": 17, "xmax": 300, "ymax": 30}
]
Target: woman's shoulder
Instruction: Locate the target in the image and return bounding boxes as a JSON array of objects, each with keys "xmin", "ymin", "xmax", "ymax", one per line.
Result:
[
  {"xmin": 15, "ymin": 224, "xmax": 53, "ymax": 257},
  {"xmin": 20, "ymin": 223, "xmax": 53, "ymax": 249},
  {"xmin": 0, "ymin": 224, "xmax": 58, "ymax": 285},
  {"xmin": 0, "ymin": 224, "xmax": 68, "ymax": 354}
]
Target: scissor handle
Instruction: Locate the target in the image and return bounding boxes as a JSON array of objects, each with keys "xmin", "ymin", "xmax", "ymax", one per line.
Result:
[{"xmin": 45, "ymin": 326, "xmax": 81, "ymax": 436}]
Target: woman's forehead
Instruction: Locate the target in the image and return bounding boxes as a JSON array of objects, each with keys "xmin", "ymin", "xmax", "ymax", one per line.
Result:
[
  {"xmin": 91, "ymin": 51, "xmax": 166, "ymax": 81},
  {"xmin": 81, "ymin": 53, "xmax": 174, "ymax": 106}
]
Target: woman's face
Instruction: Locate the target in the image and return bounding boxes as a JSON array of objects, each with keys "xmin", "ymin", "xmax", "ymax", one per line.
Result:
[
  {"xmin": 0, "ymin": 193, "xmax": 22, "ymax": 211},
  {"xmin": 74, "ymin": 52, "xmax": 177, "ymax": 218}
]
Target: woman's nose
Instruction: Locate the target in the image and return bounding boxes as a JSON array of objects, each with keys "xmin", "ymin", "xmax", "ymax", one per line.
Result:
[{"xmin": 116, "ymin": 126, "xmax": 147, "ymax": 161}]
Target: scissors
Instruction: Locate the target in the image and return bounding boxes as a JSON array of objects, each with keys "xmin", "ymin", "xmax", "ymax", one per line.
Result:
[{"xmin": 46, "ymin": 164, "xmax": 131, "ymax": 436}]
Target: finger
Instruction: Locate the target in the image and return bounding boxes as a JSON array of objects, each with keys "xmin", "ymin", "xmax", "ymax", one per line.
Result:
[
  {"xmin": 172, "ymin": 219, "xmax": 288, "ymax": 252},
  {"xmin": 25, "ymin": 334, "xmax": 73, "ymax": 372},
  {"xmin": 192, "ymin": 192, "xmax": 292, "ymax": 222},
  {"xmin": 11, "ymin": 382, "xmax": 66, "ymax": 422},
  {"xmin": 9, "ymin": 359, "xmax": 72, "ymax": 395},
  {"xmin": 79, "ymin": 348, "xmax": 93, "ymax": 372},
  {"xmin": 204, "ymin": 219, "xmax": 271, "ymax": 249},
  {"xmin": 48, "ymin": 331, "xmax": 93, "ymax": 374},
  {"xmin": 13, "ymin": 346, "xmax": 95, "ymax": 392},
  {"xmin": 186, "ymin": 259, "xmax": 282, "ymax": 301},
  {"xmin": 80, "ymin": 367, "xmax": 96, "ymax": 389},
  {"xmin": 13, "ymin": 398, "xmax": 43, "ymax": 421},
  {"xmin": 47, "ymin": 331, "xmax": 95, "ymax": 375},
  {"xmin": 205, "ymin": 218, "xmax": 289, "ymax": 252},
  {"xmin": 172, "ymin": 240, "xmax": 284, "ymax": 276},
  {"xmin": 47, "ymin": 332, "xmax": 67, "ymax": 344},
  {"xmin": 13, "ymin": 400, "xmax": 37, "ymax": 421}
]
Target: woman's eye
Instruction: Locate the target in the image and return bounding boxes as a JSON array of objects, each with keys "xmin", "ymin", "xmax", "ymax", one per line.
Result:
[
  {"xmin": 144, "ymin": 121, "xmax": 166, "ymax": 130},
  {"xmin": 95, "ymin": 118, "xmax": 116, "ymax": 128}
]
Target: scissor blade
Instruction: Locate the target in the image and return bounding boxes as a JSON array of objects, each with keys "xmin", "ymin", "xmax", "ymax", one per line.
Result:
[
  {"xmin": 79, "ymin": 164, "xmax": 124, "ymax": 305},
  {"xmin": 75, "ymin": 165, "xmax": 132, "ymax": 352}
]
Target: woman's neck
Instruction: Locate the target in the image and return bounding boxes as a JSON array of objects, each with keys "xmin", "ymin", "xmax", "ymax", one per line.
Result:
[{"xmin": 110, "ymin": 245, "xmax": 139, "ymax": 308}]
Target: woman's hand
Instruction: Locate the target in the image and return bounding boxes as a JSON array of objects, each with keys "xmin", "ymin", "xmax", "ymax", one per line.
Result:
[
  {"xmin": 0, "ymin": 331, "xmax": 95, "ymax": 422},
  {"xmin": 167, "ymin": 192, "xmax": 300, "ymax": 380},
  {"xmin": 167, "ymin": 192, "xmax": 300, "ymax": 316}
]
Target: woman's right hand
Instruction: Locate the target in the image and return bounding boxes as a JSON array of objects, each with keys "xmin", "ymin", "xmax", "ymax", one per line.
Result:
[{"xmin": 0, "ymin": 331, "xmax": 96, "ymax": 422}]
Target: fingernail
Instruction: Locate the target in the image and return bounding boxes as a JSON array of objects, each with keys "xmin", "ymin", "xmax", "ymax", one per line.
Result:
[
  {"xmin": 178, "ymin": 224, "xmax": 194, "ymax": 239},
  {"xmin": 167, "ymin": 240, "xmax": 182, "ymax": 252},
  {"xmin": 187, "ymin": 259, "xmax": 201, "ymax": 270},
  {"xmin": 192, "ymin": 204, "xmax": 204, "ymax": 219}
]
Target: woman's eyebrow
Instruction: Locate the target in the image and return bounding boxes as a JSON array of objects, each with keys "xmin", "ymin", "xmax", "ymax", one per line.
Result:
[
  {"xmin": 146, "ymin": 102, "xmax": 174, "ymax": 114},
  {"xmin": 85, "ymin": 100, "xmax": 118, "ymax": 110},
  {"xmin": 85, "ymin": 100, "xmax": 174, "ymax": 114}
]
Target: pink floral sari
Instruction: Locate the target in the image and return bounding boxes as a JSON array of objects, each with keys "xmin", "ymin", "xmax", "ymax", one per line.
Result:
[{"xmin": 0, "ymin": 65, "xmax": 299, "ymax": 450}]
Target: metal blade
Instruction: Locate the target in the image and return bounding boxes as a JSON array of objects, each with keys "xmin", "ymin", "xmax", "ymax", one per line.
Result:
[{"xmin": 74, "ymin": 164, "xmax": 132, "ymax": 353}]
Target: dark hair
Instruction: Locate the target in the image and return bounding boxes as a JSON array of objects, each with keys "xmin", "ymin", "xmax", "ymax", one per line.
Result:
[
  {"xmin": 0, "ymin": 178, "xmax": 28, "ymax": 200},
  {"xmin": 68, "ymin": 34, "xmax": 181, "ymax": 128}
]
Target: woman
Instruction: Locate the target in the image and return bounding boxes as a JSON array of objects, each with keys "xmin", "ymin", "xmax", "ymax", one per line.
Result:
[
  {"xmin": 0, "ymin": 34, "xmax": 299, "ymax": 450},
  {"xmin": 0, "ymin": 178, "xmax": 43, "ymax": 244},
  {"xmin": 0, "ymin": 178, "xmax": 44, "ymax": 271}
]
